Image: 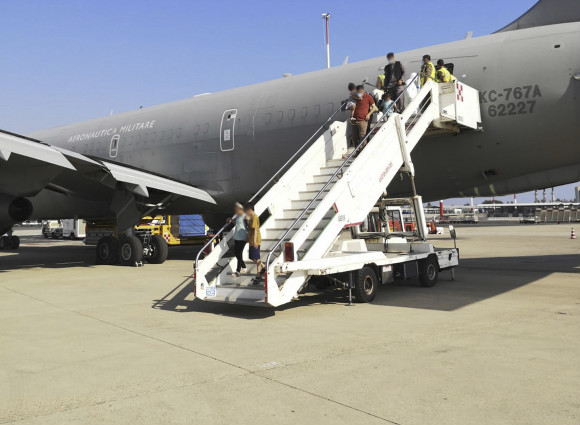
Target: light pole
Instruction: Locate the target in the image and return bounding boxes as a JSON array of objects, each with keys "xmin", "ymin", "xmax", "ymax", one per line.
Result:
[{"xmin": 322, "ymin": 13, "xmax": 330, "ymax": 69}]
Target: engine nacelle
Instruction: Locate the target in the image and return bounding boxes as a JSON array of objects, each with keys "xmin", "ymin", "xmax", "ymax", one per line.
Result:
[{"xmin": 0, "ymin": 195, "xmax": 33, "ymax": 235}]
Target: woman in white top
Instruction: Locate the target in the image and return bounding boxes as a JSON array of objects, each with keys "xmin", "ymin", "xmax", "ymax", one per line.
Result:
[{"xmin": 231, "ymin": 202, "xmax": 248, "ymax": 277}]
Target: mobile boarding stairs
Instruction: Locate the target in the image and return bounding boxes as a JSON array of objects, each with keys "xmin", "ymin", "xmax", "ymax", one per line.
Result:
[{"xmin": 194, "ymin": 79, "xmax": 481, "ymax": 307}]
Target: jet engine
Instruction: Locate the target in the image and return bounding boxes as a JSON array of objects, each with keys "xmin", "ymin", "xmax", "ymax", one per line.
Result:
[{"xmin": 0, "ymin": 195, "xmax": 33, "ymax": 235}]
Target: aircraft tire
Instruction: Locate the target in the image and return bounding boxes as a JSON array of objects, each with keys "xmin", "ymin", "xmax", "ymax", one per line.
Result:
[
  {"xmin": 9, "ymin": 236, "xmax": 20, "ymax": 250},
  {"xmin": 118, "ymin": 236, "xmax": 143, "ymax": 266},
  {"xmin": 418, "ymin": 255, "xmax": 439, "ymax": 287},
  {"xmin": 96, "ymin": 236, "xmax": 119, "ymax": 265},
  {"xmin": 353, "ymin": 266, "xmax": 379, "ymax": 303},
  {"xmin": 148, "ymin": 235, "xmax": 168, "ymax": 264}
]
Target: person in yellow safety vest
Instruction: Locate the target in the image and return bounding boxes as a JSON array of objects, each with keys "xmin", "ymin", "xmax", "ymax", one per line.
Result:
[
  {"xmin": 435, "ymin": 59, "xmax": 456, "ymax": 83},
  {"xmin": 376, "ymin": 73, "xmax": 385, "ymax": 90},
  {"xmin": 420, "ymin": 54, "xmax": 435, "ymax": 87}
]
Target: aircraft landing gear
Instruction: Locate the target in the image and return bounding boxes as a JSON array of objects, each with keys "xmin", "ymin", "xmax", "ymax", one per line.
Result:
[
  {"xmin": 118, "ymin": 236, "xmax": 143, "ymax": 267},
  {"xmin": 95, "ymin": 236, "xmax": 119, "ymax": 265},
  {"xmin": 95, "ymin": 233, "xmax": 168, "ymax": 266},
  {"xmin": 0, "ymin": 235, "xmax": 20, "ymax": 250}
]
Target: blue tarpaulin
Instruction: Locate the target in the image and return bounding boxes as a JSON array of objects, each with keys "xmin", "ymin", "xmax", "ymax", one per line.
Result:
[{"xmin": 178, "ymin": 215, "xmax": 206, "ymax": 236}]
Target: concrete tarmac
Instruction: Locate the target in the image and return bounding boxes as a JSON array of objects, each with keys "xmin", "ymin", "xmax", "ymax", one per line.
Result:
[{"xmin": 1, "ymin": 224, "xmax": 579, "ymax": 424}]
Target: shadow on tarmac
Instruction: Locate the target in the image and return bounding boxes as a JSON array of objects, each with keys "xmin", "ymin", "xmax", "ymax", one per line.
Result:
[
  {"xmin": 0, "ymin": 236, "xmax": 95, "ymax": 272},
  {"xmin": 152, "ymin": 253, "xmax": 579, "ymax": 317}
]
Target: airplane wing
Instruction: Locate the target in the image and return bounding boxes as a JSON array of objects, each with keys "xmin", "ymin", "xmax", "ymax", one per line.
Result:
[{"xmin": 0, "ymin": 129, "xmax": 215, "ymax": 230}]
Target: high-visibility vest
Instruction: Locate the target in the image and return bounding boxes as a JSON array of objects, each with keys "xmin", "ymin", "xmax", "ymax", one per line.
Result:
[
  {"xmin": 420, "ymin": 62, "xmax": 435, "ymax": 86},
  {"xmin": 436, "ymin": 66, "xmax": 452, "ymax": 83},
  {"xmin": 377, "ymin": 74, "xmax": 385, "ymax": 87}
]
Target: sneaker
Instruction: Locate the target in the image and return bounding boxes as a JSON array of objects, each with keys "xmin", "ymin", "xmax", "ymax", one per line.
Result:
[
  {"xmin": 230, "ymin": 272, "xmax": 240, "ymax": 278},
  {"xmin": 240, "ymin": 268, "xmax": 247, "ymax": 274}
]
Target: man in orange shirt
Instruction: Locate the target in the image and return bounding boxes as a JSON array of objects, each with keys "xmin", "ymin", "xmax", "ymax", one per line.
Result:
[{"xmin": 350, "ymin": 85, "xmax": 378, "ymax": 149}]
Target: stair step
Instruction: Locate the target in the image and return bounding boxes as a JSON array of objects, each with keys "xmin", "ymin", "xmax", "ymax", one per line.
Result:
[
  {"xmin": 305, "ymin": 181, "xmax": 334, "ymax": 191},
  {"xmin": 326, "ymin": 158, "xmax": 346, "ymax": 166},
  {"xmin": 300, "ymin": 189, "xmax": 331, "ymax": 196},
  {"xmin": 277, "ymin": 209, "xmax": 334, "ymax": 220},
  {"xmin": 311, "ymin": 174, "xmax": 340, "ymax": 184},
  {"xmin": 274, "ymin": 215, "xmax": 332, "ymax": 226}
]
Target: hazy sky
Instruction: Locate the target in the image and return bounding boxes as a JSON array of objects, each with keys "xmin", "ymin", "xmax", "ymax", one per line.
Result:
[{"xmin": 0, "ymin": 0, "xmax": 577, "ymax": 202}]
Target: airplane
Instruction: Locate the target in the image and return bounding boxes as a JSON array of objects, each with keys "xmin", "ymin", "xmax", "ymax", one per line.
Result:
[{"xmin": 1, "ymin": 0, "xmax": 579, "ymax": 261}]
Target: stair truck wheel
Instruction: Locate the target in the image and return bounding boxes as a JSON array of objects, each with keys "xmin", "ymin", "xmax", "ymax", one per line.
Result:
[
  {"xmin": 118, "ymin": 236, "xmax": 143, "ymax": 266},
  {"xmin": 419, "ymin": 255, "xmax": 439, "ymax": 287},
  {"xmin": 148, "ymin": 234, "xmax": 168, "ymax": 264},
  {"xmin": 353, "ymin": 266, "xmax": 379, "ymax": 303},
  {"xmin": 0, "ymin": 236, "xmax": 6, "ymax": 250},
  {"xmin": 96, "ymin": 236, "xmax": 119, "ymax": 265}
]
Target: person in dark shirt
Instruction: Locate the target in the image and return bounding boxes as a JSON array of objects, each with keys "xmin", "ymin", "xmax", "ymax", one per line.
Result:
[
  {"xmin": 350, "ymin": 85, "xmax": 378, "ymax": 149},
  {"xmin": 383, "ymin": 52, "xmax": 407, "ymax": 112}
]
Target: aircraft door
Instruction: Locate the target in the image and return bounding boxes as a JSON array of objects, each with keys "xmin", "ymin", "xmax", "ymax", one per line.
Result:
[{"xmin": 220, "ymin": 109, "xmax": 237, "ymax": 151}]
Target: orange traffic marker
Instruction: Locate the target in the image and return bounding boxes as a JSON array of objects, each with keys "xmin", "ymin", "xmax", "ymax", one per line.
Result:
[{"xmin": 571, "ymin": 228, "xmax": 577, "ymax": 240}]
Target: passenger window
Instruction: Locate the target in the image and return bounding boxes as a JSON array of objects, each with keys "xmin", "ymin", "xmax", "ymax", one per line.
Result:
[
  {"xmin": 302, "ymin": 107, "xmax": 308, "ymax": 118},
  {"xmin": 265, "ymin": 113, "xmax": 272, "ymax": 124},
  {"xmin": 314, "ymin": 105, "xmax": 320, "ymax": 116},
  {"xmin": 176, "ymin": 128, "xmax": 182, "ymax": 139},
  {"xmin": 277, "ymin": 111, "xmax": 283, "ymax": 122},
  {"xmin": 288, "ymin": 109, "xmax": 295, "ymax": 120},
  {"xmin": 327, "ymin": 103, "xmax": 334, "ymax": 114},
  {"xmin": 203, "ymin": 123, "xmax": 209, "ymax": 134}
]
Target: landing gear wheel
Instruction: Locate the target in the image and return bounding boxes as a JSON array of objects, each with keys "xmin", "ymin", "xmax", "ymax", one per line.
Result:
[
  {"xmin": 353, "ymin": 266, "xmax": 379, "ymax": 303},
  {"xmin": 8, "ymin": 236, "xmax": 20, "ymax": 250},
  {"xmin": 148, "ymin": 234, "xmax": 168, "ymax": 264},
  {"xmin": 0, "ymin": 236, "xmax": 7, "ymax": 250},
  {"xmin": 419, "ymin": 255, "xmax": 439, "ymax": 287},
  {"xmin": 118, "ymin": 236, "xmax": 143, "ymax": 266},
  {"xmin": 96, "ymin": 236, "xmax": 119, "ymax": 265}
]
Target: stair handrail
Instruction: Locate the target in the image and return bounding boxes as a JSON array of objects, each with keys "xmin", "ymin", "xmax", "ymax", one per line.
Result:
[
  {"xmin": 194, "ymin": 102, "xmax": 348, "ymax": 273},
  {"xmin": 265, "ymin": 75, "xmax": 422, "ymax": 273}
]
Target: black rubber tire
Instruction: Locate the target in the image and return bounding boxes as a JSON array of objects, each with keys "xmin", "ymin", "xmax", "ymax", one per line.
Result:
[
  {"xmin": 148, "ymin": 234, "xmax": 168, "ymax": 264},
  {"xmin": 9, "ymin": 236, "xmax": 20, "ymax": 250},
  {"xmin": 43, "ymin": 232, "xmax": 48, "ymax": 239},
  {"xmin": 353, "ymin": 266, "xmax": 379, "ymax": 303},
  {"xmin": 118, "ymin": 236, "xmax": 143, "ymax": 266},
  {"xmin": 96, "ymin": 236, "xmax": 119, "ymax": 265},
  {"xmin": 0, "ymin": 236, "xmax": 6, "ymax": 250},
  {"xmin": 419, "ymin": 255, "xmax": 439, "ymax": 287}
]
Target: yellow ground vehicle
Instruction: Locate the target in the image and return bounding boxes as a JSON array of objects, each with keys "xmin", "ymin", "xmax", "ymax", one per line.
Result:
[{"xmin": 135, "ymin": 215, "xmax": 208, "ymax": 246}]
